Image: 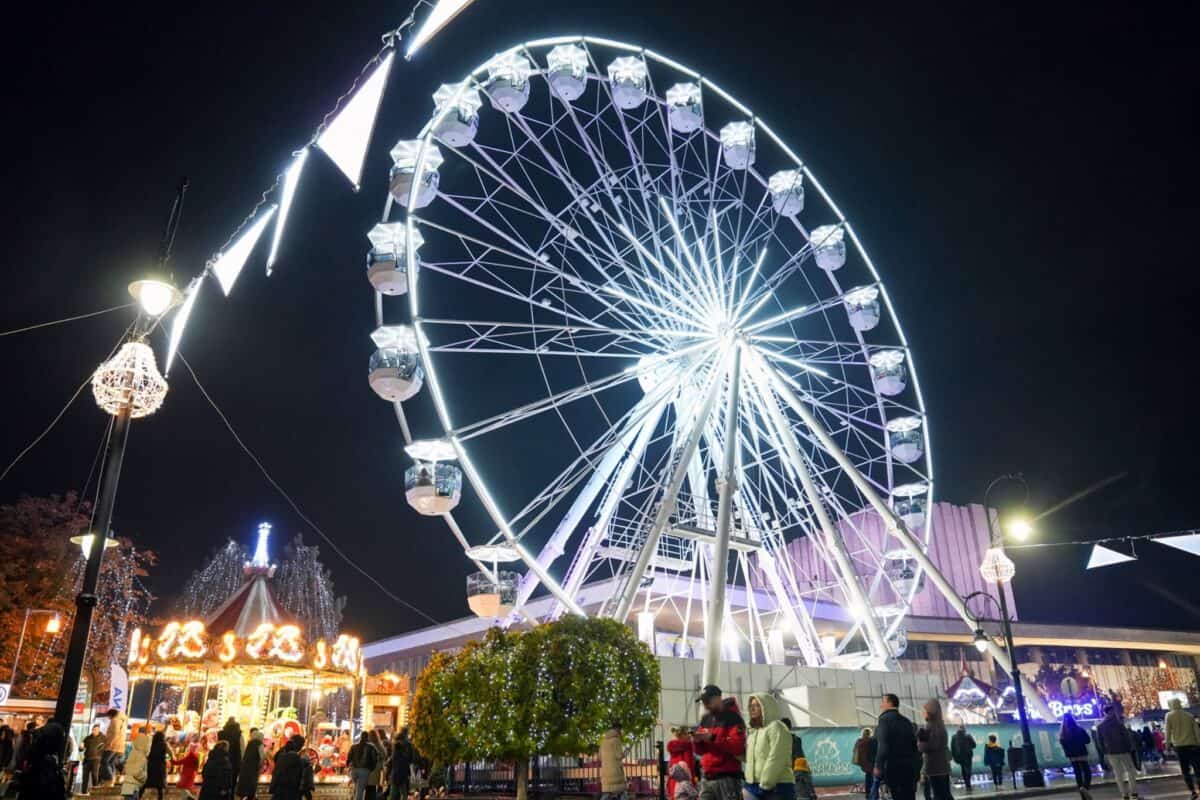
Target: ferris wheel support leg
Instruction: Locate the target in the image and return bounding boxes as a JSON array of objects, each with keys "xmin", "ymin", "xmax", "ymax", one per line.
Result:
[
  {"xmin": 612, "ymin": 349, "xmax": 731, "ymax": 622},
  {"xmin": 749, "ymin": 355, "xmax": 892, "ymax": 668},
  {"xmin": 759, "ymin": 352, "xmax": 1052, "ymax": 715},
  {"xmin": 703, "ymin": 345, "xmax": 743, "ymax": 686}
]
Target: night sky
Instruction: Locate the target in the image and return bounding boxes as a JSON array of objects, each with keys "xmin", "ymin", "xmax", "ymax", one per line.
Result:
[{"xmin": 5, "ymin": 1, "xmax": 1199, "ymax": 643}]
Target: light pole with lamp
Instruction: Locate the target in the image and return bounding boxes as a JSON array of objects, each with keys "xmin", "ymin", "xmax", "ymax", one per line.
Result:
[
  {"xmin": 976, "ymin": 473, "xmax": 1043, "ymax": 787},
  {"xmin": 8, "ymin": 609, "xmax": 62, "ymax": 692},
  {"xmin": 51, "ymin": 277, "xmax": 181, "ymax": 728}
]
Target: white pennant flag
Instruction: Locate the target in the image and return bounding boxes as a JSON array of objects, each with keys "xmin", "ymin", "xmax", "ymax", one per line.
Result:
[
  {"xmin": 317, "ymin": 52, "xmax": 394, "ymax": 190},
  {"xmin": 266, "ymin": 149, "xmax": 309, "ymax": 275},
  {"xmin": 1086, "ymin": 543, "xmax": 1136, "ymax": 569},
  {"xmin": 165, "ymin": 275, "xmax": 205, "ymax": 374},
  {"xmin": 1155, "ymin": 533, "xmax": 1200, "ymax": 557},
  {"xmin": 406, "ymin": 0, "xmax": 480, "ymax": 57},
  {"xmin": 212, "ymin": 206, "xmax": 278, "ymax": 295}
]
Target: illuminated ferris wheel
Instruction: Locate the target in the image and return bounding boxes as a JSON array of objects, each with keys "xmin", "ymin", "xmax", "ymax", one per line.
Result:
[{"xmin": 366, "ymin": 37, "xmax": 939, "ymax": 672}]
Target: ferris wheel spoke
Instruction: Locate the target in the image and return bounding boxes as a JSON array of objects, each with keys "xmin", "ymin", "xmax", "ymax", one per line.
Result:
[
  {"xmin": 416, "ymin": 207, "xmax": 701, "ymax": 338},
  {"xmin": 419, "ymin": 317, "xmax": 702, "ymax": 359}
]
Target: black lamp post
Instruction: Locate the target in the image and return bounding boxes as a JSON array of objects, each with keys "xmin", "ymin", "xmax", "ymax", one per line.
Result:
[{"xmin": 976, "ymin": 473, "xmax": 1044, "ymax": 788}]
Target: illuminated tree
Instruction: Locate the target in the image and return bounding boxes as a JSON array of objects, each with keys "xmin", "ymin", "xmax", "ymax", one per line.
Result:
[
  {"xmin": 411, "ymin": 617, "xmax": 660, "ymax": 800},
  {"xmin": 173, "ymin": 539, "xmax": 247, "ymax": 619},
  {"xmin": 0, "ymin": 493, "xmax": 155, "ymax": 699},
  {"xmin": 276, "ymin": 533, "xmax": 345, "ymax": 643}
]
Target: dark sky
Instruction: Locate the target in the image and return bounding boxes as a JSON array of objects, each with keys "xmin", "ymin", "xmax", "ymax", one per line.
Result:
[{"xmin": 4, "ymin": 1, "xmax": 1199, "ymax": 643}]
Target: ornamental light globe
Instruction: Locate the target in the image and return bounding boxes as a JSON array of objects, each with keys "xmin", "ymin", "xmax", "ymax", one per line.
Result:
[
  {"xmin": 45, "ymin": 613, "xmax": 62, "ymax": 634},
  {"xmin": 70, "ymin": 532, "xmax": 119, "ymax": 556},
  {"xmin": 972, "ymin": 628, "xmax": 989, "ymax": 653},
  {"xmin": 979, "ymin": 547, "xmax": 1016, "ymax": 583}
]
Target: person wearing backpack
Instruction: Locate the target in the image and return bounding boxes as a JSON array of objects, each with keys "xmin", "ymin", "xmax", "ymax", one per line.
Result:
[{"xmin": 349, "ymin": 732, "xmax": 379, "ymax": 800}]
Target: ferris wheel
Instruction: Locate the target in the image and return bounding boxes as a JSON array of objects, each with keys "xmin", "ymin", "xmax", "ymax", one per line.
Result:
[{"xmin": 366, "ymin": 36, "xmax": 942, "ymax": 673}]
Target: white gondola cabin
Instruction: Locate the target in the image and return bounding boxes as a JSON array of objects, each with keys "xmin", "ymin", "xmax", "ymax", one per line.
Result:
[
  {"xmin": 768, "ymin": 169, "xmax": 805, "ymax": 217},
  {"xmin": 809, "ymin": 225, "xmax": 846, "ymax": 271},
  {"xmin": 432, "ymin": 83, "xmax": 483, "ymax": 147},
  {"xmin": 843, "ymin": 286, "xmax": 881, "ymax": 331},
  {"xmin": 366, "ymin": 223, "xmax": 423, "ymax": 296},
  {"xmin": 885, "ymin": 416, "xmax": 924, "ymax": 464},
  {"xmin": 466, "ymin": 571, "xmax": 519, "ymax": 618},
  {"xmin": 868, "ymin": 349, "xmax": 907, "ymax": 396},
  {"xmin": 486, "ymin": 52, "xmax": 532, "ymax": 113},
  {"xmin": 404, "ymin": 462, "xmax": 462, "ymax": 516},
  {"xmin": 368, "ymin": 324, "xmax": 423, "ymax": 402},
  {"xmin": 389, "ymin": 140, "xmax": 443, "ymax": 210},
  {"xmin": 666, "ymin": 83, "xmax": 703, "ymax": 134},
  {"xmin": 608, "ymin": 56, "xmax": 648, "ymax": 109},
  {"xmin": 720, "ymin": 121, "xmax": 756, "ymax": 169},
  {"xmin": 547, "ymin": 44, "xmax": 588, "ymax": 101},
  {"xmin": 890, "ymin": 482, "xmax": 928, "ymax": 531}
]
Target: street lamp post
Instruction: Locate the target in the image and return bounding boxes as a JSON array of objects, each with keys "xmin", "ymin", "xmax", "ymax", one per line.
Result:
[
  {"xmin": 9, "ymin": 609, "xmax": 62, "ymax": 689},
  {"xmin": 51, "ymin": 278, "xmax": 179, "ymax": 728},
  {"xmin": 979, "ymin": 473, "xmax": 1044, "ymax": 788}
]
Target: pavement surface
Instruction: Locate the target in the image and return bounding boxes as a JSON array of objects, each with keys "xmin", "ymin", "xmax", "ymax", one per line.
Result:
[{"xmin": 821, "ymin": 766, "xmax": 1193, "ymax": 800}]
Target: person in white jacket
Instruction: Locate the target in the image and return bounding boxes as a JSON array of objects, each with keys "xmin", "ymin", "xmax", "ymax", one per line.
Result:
[{"xmin": 120, "ymin": 733, "xmax": 151, "ymax": 800}]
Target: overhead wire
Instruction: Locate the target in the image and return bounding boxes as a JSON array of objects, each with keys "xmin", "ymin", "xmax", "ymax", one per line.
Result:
[
  {"xmin": 1004, "ymin": 527, "xmax": 1199, "ymax": 551},
  {"xmin": 0, "ymin": 303, "xmax": 134, "ymax": 338},
  {"xmin": 0, "ymin": 321, "xmax": 134, "ymax": 486},
  {"xmin": 174, "ymin": 350, "xmax": 468, "ymax": 634}
]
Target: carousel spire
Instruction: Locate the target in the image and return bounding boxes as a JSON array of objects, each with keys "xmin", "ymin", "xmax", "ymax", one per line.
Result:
[{"xmin": 246, "ymin": 521, "xmax": 276, "ymax": 575}]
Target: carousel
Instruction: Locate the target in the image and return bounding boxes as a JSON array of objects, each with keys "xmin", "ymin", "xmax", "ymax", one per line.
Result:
[{"xmin": 126, "ymin": 524, "xmax": 364, "ymax": 752}]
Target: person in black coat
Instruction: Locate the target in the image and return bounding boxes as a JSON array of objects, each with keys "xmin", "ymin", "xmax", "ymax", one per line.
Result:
[
  {"xmin": 144, "ymin": 731, "xmax": 169, "ymax": 799},
  {"xmin": 23, "ymin": 720, "xmax": 68, "ymax": 800},
  {"xmin": 200, "ymin": 740, "xmax": 235, "ymax": 800},
  {"xmin": 270, "ymin": 735, "xmax": 315, "ymax": 800},
  {"xmin": 389, "ymin": 728, "xmax": 416, "ymax": 800},
  {"xmin": 237, "ymin": 729, "xmax": 266, "ymax": 799},
  {"xmin": 218, "ymin": 718, "xmax": 244, "ymax": 776},
  {"xmin": 873, "ymin": 694, "xmax": 919, "ymax": 800}
]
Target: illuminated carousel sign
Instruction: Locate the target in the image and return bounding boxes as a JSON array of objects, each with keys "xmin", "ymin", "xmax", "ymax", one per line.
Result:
[{"xmin": 129, "ymin": 624, "xmax": 362, "ymax": 673}]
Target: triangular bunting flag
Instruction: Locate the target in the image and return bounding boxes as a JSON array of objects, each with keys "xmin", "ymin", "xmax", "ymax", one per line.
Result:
[
  {"xmin": 212, "ymin": 206, "xmax": 278, "ymax": 296},
  {"xmin": 317, "ymin": 53, "xmax": 394, "ymax": 189},
  {"xmin": 266, "ymin": 149, "xmax": 309, "ymax": 275},
  {"xmin": 1154, "ymin": 533, "xmax": 1200, "ymax": 557},
  {"xmin": 1086, "ymin": 543, "xmax": 1137, "ymax": 569},
  {"xmin": 406, "ymin": 0, "xmax": 479, "ymax": 57},
  {"xmin": 165, "ymin": 275, "xmax": 204, "ymax": 375}
]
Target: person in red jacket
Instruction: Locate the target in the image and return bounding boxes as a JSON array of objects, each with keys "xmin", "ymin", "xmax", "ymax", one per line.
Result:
[
  {"xmin": 691, "ymin": 685, "xmax": 746, "ymax": 800},
  {"xmin": 668, "ymin": 727, "xmax": 698, "ymax": 799},
  {"xmin": 171, "ymin": 742, "xmax": 201, "ymax": 799}
]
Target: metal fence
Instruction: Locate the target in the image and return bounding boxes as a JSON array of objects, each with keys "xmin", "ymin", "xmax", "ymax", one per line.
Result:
[{"xmin": 446, "ymin": 739, "xmax": 665, "ymax": 799}]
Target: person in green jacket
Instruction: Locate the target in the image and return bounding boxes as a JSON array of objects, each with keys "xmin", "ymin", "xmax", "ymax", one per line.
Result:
[{"xmin": 744, "ymin": 693, "xmax": 795, "ymax": 800}]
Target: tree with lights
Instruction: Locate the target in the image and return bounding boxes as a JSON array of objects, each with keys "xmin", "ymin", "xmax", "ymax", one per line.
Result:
[
  {"xmin": 173, "ymin": 538, "xmax": 247, "ymax": 619},
  {"xmin": 276, "ymin": 533, "xmax": 345, "ymax": 643},
  {"xmin": 0, "ymin": 493, "xmax": 155, "ymax": 699},
  {"xmin": 411, "ymin": 617, "xmax": 660, "ymax": 800}
]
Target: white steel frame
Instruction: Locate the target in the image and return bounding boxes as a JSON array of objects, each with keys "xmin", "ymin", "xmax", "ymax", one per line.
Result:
[{"xmin": 367, "ymin": 36, "xmax": 1001, "ymax": 679}]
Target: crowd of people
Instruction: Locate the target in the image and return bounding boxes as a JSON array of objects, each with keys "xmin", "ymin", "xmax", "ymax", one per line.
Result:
[
  {"xmin": 855, "ymin": 694, "xmax": 1200, "ymax": 800},
  {"xmin": 0, "ymin": 710, "xmax": 432, "ymax": 800}
]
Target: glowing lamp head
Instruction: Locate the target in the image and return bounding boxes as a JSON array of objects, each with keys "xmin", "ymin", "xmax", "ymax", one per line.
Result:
[
  {"xmin": 45, "ymin": 613, "xmax": 62, "ymax": 634},
  {"xmin": 70, "ymin": 532, "xmax": 119, "ymax": 557},
  {"xmin": 972, "ymin": 629, "xmax": 989, "ymax": 653},
  {"xmin": 128, "ymin": 277, "xmax": 183, "ymax": 318},
  {"xmin": 1005, "ymin": 517, "xmax": 1034, "ymax": 542}
]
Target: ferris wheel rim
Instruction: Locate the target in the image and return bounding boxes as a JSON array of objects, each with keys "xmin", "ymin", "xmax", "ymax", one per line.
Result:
[{"xmin": 394, "ymin": 35, "xmax": 935, "ymax": 651}]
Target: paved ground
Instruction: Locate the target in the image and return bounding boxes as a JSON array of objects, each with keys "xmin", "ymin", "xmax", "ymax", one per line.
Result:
[{"xmin": 822, "ymin": 766, "xmax": 1194, "ymax": 800}]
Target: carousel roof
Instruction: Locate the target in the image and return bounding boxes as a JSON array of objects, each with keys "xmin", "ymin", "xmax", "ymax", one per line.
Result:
[{"xmin": 205, "ymin": 522, "xmax": 289, "ymax": 636}]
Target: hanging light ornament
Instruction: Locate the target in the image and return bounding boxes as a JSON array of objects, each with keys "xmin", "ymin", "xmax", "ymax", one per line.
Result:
[
  {"xmin": 979, "ymin": 547, "xmax": 1016, "ymax": 584},
  {"xmin": 92, "ymin": 342, "xmax": 168, "ymax": 418}
]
